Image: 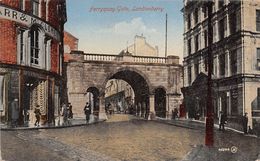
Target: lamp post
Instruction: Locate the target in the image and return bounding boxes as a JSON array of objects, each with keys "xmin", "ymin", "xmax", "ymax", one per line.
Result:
[{"xmin": 205, "ymin": 0, "xmax": 214, "ymax": 146}]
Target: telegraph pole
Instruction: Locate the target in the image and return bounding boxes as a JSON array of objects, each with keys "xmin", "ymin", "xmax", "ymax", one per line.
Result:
[
  {"xmin": 165, "ymin": 13, "xmax": 168, "ymax": 58},
  {"xmin": 205, "ymin": 0, "xmax": 214, "ymax": 146}
]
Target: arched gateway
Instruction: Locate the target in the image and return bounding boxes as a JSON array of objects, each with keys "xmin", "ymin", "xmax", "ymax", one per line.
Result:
[{"xmin": 66, "ymin": 51, "xmax": 182, "ymax": 119}]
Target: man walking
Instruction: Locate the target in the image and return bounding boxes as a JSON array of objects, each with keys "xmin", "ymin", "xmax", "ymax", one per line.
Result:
[
  {"xmin": 242, "ymin": 112, "xmax": 248, "ymax": 134},
  {"xmin": 219, "ymin": 111, "xmax": 227, "ymax": 131},
  {"xmin": 84, "ymin": 102, "xmax": 91, "ymax": 123}
]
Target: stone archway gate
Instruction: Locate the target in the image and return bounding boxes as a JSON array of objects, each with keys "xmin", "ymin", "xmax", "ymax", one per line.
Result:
[{"xmin": 65, "ymin": 51, "xmax": 183, "ymax": 119}]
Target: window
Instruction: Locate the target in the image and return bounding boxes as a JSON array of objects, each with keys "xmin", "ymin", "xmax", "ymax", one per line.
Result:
[
  {"xmin": 194, "ymin": 60, "xmax": 199, "ymax": 78},
  {"xmin": 219, "ymin": 18, "xmax": 226, "ymax": 40},
  {"xmin": 230, "ymin": 50, "xmax": 237, "ymax": 75},
  {"xmin": 257, "ymin": 10, "xmax": 260, "ymax": 31},
  {"xmin": 257, "ymin": 48, "xmax": 260, "ymax": 70},
  {"xmin": 195, "ymin": 34, "xmax": 199, "ymax": 52},
  {"xmin": 18, "ymin": 29, "xmax": 25, "ymax": 64},
  {"xmin": 20, "ymin": 0, "xmax": 24, "ymax": 10},
  {"xmin": 257, "ymin": 88, "xmax": 260, "ymax": 110},
  {"xmin": 219, "ymin": 54, "xmax": 226, "ymax": 76},
  {"xmin": 218, "ymin": 0, "xmax": 224, "ymax": 9},
  {"xmin": 204, "ymin": 57, "xmax": 208, "ymax": 72},
  {"xmin": 188, "ymin": 39, "xmax": 191, "ymax": 55},
  {"xmin": 202, "ymin": 5, "xmax": 207, "ymax": 18},
  {"xmin": 32, "ymin": 0, "xmax": 39, "ymax": 16},
  {"xmin": 45, "ymin": 38, "xmax": 51, "ymax": 70},
  {"xmin": 204, "ymin": 30, "xmax": 208, "ymax": 48},
  {"xmin": 229, "ymin": 12, "xmax": 237, "ymax": 35},
  {"xmin": 0, "ymin": 75, "xmax": 4, "ymax": 112},
  {"xmin": 30, "ymin": 28, "xmax": 40, "ymax": 65},
  {"xmin": 187, "ymin": 14, "xmax": 191, "ymax": 29},
  {"xmin": 188, "ymin": 66, "xmax": 192, "ymax": 85},
  {"xmin": 194, "ymin": 8, "xmax": 199, "ymax": 25}
]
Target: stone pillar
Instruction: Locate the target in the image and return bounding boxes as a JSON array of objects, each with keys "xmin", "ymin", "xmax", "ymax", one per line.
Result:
[
  {"xmin": 148, "ymin": 94, "xmax": 155, "ymax": 120},
  {"xmin": 98, "ymin": 95, "xmax": 107, "ymax": 120}
]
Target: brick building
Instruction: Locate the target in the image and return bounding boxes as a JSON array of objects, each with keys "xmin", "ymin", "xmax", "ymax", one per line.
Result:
[
  {"xmin": 182, "ymin": 0, "xmax": 260, "ymax": 131},
  {"xmin": 0, "ymin": 0, "xmax": 67, "ymax": 127}
]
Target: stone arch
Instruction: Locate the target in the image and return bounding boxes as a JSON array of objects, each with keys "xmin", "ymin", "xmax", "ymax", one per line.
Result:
[
  {"xmin": 100, "ymin": 67, "xmax": 151, "ymax": 118},
  {"xmin": 100, "ymin": 67, "xmax": 152, "ymax": 94}
]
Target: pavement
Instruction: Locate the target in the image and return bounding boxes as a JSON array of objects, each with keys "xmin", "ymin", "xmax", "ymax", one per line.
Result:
[
  {"xmin": 0, "ymin": 115, "xmax": 105, "ymax": 130},
  {"xmin": 155, "ymin": 117, "xmax": 259, "ymax": 138}
]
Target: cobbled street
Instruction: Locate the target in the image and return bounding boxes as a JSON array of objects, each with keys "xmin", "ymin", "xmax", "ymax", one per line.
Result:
[{"xmin": 1, "ymin": 114, "xmax": 260, "ymax": 161}]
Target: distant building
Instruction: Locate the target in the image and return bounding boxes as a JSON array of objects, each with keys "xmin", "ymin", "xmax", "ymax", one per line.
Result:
[
  {"xmin": 64, "ymin": 31, "xmax": 79, "ymax": 62},
  {"xmin": 0, "ymin": 0, "xmax": 67, "ymax": 126},
  {"xmin": 182, "ymin": 0, "xmax": 260, "ymax": 131},
  {"xmin": 127, "ymin": 35, "xmax": 159, "ymax": 57}
]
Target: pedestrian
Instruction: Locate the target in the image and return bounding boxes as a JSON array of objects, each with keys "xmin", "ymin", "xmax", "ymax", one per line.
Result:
[
  {"xmin": 11, "ymin": 98, "xmax": 19, "ymax": 127},
  {"xmin": 68, "ymin": 102, "xmax": 73, "ymax": 119},
  {"xmin": 219, "ymin": 111, "xmax": 227, "ymax": 131},
  {"xmin": 172, "ymin": 108, "xmax": 178, "ymax": 120},
  {"xmin": 84, "ymin": 102, "xmax": 91, "ymax": 123},
  {"xmin": 34, "ymin": 105, "xmax": 41, "ymax": 127},
  {"xmin": 61, "ymin": 103, "xmax": 68, "ymax": 125},
  {"xmin": 242, "ymin": 112, "xmax": 248, "ymax": 134}
]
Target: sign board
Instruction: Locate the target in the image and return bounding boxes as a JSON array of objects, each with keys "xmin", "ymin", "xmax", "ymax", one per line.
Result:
[{"xmin": 0, "ymin": 5, "xmax": 60, "ymax": 41}]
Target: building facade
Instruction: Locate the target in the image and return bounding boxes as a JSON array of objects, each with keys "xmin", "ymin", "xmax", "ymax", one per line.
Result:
[
  {"xmin": 0, "ymin": 0, "xmax": 67, "ymax": 126},
  {"xmin": 182, "ymin": 0, "xmax": 260, "ymax": 131},
  {"xmin": 127, "ymin": 35, "xmax": 159, "ymax": 57}
]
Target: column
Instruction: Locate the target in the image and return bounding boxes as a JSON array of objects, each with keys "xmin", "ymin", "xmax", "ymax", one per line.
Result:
[
  {"xmin": 98, "ymin": 95, "xmax": 107, "ymax": 120},
  {"xmin": 148, "ymin": 94, "xmax": 155, "ymax": 120}
]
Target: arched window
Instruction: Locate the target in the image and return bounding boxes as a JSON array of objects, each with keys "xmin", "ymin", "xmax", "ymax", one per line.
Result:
[{"xmin": 30, "ymin": 27, "xmax": 40, "ymax": 65}]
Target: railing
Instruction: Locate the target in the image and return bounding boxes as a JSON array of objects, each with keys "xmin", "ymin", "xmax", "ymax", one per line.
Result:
[
  {"xmin": 133, "ymin": 56, "xmax": 166, "ymax": 63},
  {"xmin": 83, "ymin": 53, "xmax": 167, "ymax": 64},
  {"xmin": 83, "ymin": 53, "xmax": 123, "ymax": 62}
]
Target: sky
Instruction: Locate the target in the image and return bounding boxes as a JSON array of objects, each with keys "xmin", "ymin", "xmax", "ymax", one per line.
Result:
[{"xmin": 65, "ymin": 0, "xmax": 184, "ymax": 60}]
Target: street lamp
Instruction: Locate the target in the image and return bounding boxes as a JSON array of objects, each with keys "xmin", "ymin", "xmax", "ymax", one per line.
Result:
[{"xmin": 205, "ymin": 0, "xmax": 214, "ymax": 146}]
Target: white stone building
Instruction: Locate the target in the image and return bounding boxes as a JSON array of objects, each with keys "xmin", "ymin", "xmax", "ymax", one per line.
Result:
[
  {"xmin": 127, "ymin": 35, "xmax": 159, "ymax": 57},
  {"xmin": 182, "ymin": 0, "xmax": 260, "ymax": 131}
]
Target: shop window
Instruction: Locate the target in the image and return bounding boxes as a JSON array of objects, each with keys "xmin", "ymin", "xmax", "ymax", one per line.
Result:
[
  {"xmin": 257, "ymin": 10, "xmax": 260, "ymax": 31},
  {"xmin": 231, "ymin": 89, "xmax": 238, "ymax": 115}
]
